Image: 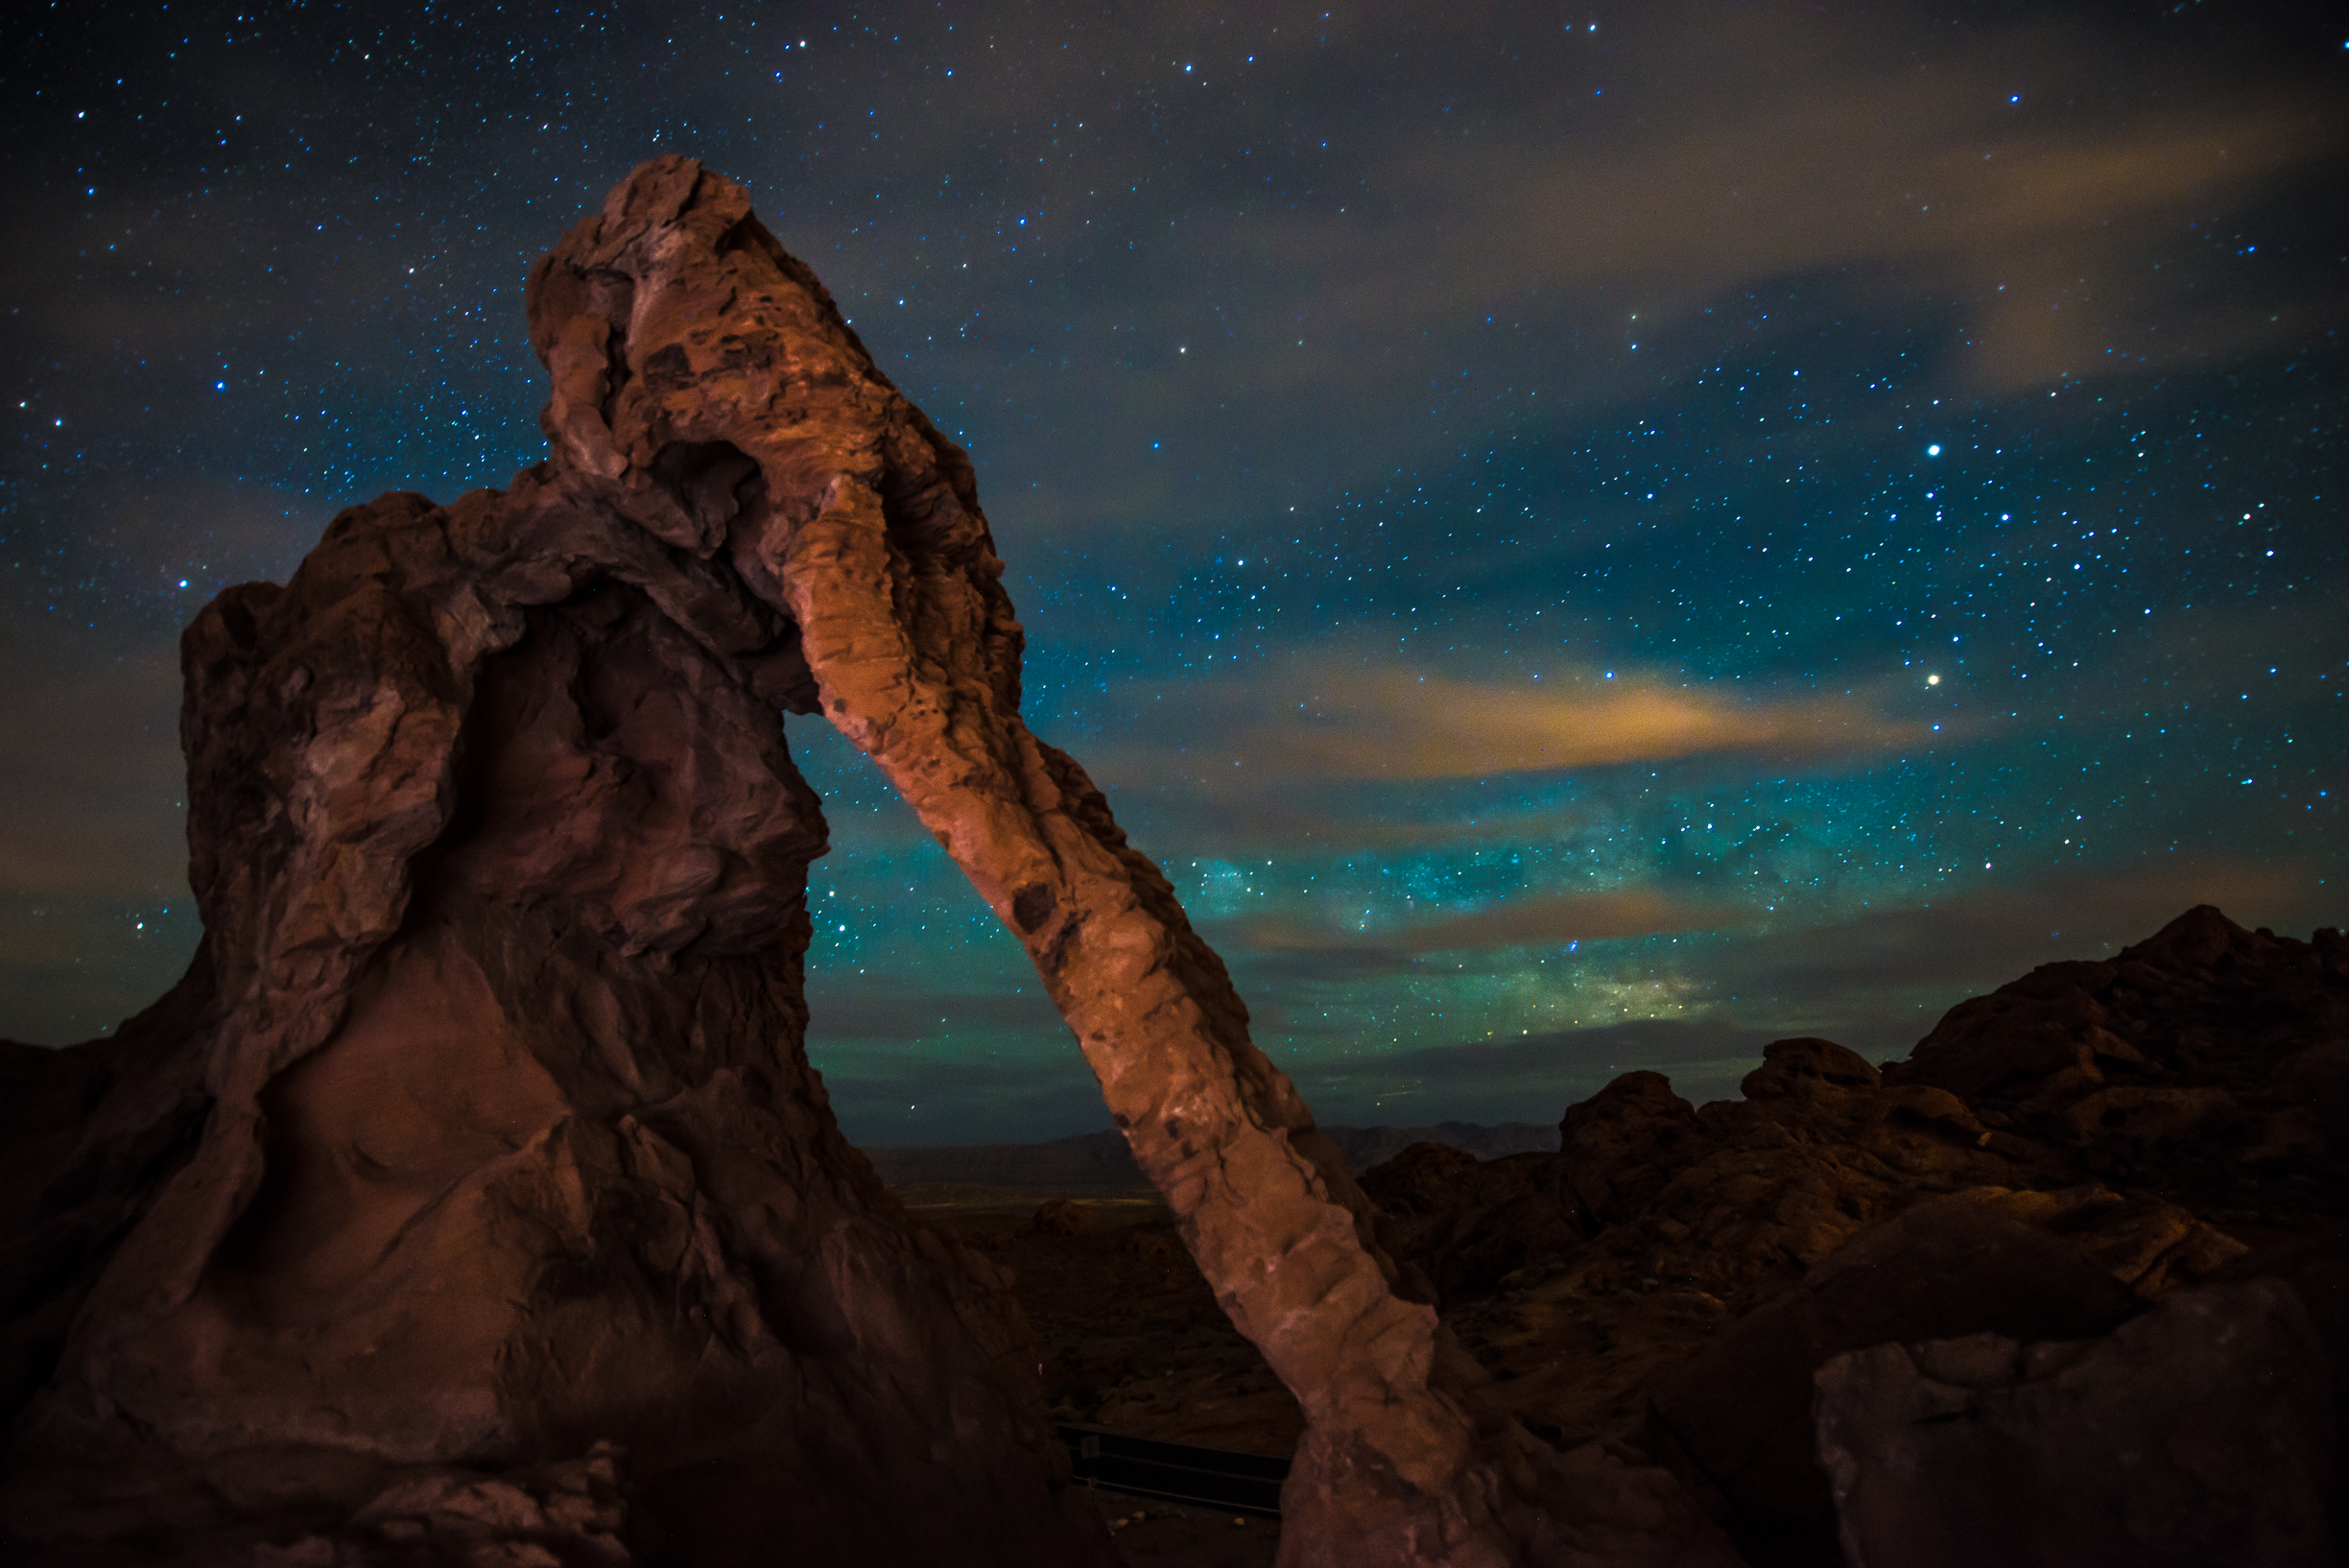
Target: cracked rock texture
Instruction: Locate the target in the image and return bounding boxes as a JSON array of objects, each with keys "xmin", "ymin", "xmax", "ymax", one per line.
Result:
[{"xmin": 0, "ymin": 157, "xmax": 1734, "ymax": 1566}]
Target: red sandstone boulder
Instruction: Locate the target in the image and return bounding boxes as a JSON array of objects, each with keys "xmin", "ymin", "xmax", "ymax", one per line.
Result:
[
  {"xmin": 1358, "ymin": 1140, "xmax": 1488, "ymax": 1221},
  {"xmin": 1644, "ymin": 1195, "xmax": 2145, "ymax": 1565},
  {"xmin": 1556, "ymin": 1072, "xmax": 1714, "ymax": 1234},
  {"xmin": 1735, "ymin": 1038, "xmax": 1879, "ymax": 1104},
  {"xmin": 1889, "ymin": 907, "xmax": 2349, "ymax": 1128},
  {"xmin": 1815, "ymin": 1278, "xmax": 2340, "ymax": 1567}
]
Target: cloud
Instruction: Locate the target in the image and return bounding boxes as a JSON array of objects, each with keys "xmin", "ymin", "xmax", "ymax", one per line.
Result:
[
  {"xmin": 1269, "ymin": 855, "xmax": 2339, "ymax": 1125},
  {"xmin": 1092, "ymin": 660, "xmax": 1923, "ymax": 787},
  {"xmin": 1295, "ymin": 1017, "xmax": 1776, "ymax": 1126},
  {"xmin": 0, "ymin": 621, "xmax": 207, "ymax": 1043},
  {"xmin": 1631, "ymin": 855, "xmax": 2343, "ymax": 1066},
  {"xmin": 801, "ymin": 978, "xmax": 1069, "ymax": 1044},
  {"xmin": 1722, "ymin": 856, "xmax": 2328, "ymax": 994},
  {"xmin": 0, "ymin": 625, "xmax": 188, "ymax": 904},
  {"xmin": 1224, "ymin": 887, "xmax": 1738, "ymax": 968},
  {"xmin": 1243, "ymin": 5, "xmax": 2343, "ymax": 397},
  {"xmin": 806, "ymin": 1037, "xmax": 1113, "ymax": 1149},
  {"xmin": 901, "ymin": 0, "xmax": 2345, "ymax": 525},
  {"xmin": 1391, "ymin": 888, "xmax": 1744, "ymax": 953},
  {"xmin": 1291, "ymin": 669, "xmax": 1916, "ymax": 779}
]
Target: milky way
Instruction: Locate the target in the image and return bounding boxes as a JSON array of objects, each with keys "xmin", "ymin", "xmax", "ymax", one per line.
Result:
[{"xmin": 4, "ymin": 2, "xmax": 2342, "ymax": 1143}]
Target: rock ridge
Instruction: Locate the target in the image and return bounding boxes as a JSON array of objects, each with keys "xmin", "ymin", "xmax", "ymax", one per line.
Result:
[{"xmin": 1356, "ymin": 905, "xmax": 2346, "ymax": 1564}]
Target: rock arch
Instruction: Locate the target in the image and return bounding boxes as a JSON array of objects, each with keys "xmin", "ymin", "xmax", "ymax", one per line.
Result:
[{"xmin": 1, "ymin": 159, "xmax": 1730, "ymax": 1568}]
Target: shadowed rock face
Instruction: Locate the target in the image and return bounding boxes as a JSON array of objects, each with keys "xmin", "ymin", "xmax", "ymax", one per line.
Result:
[
  {"xmin": 0, "ymin": 159, "xmax": 1732, "ymax": 1566},
  {"xmin": 1355, "ymin": 906, "xmax": 2348, "ymax": 1566},
  {"xmin": 1815, "ymin": 1279, "xmax": 2339, "ymax": 1568},
  {"xmin": 1887, "ymin": 904, "xmax": 2349, "ymax": 1154}
]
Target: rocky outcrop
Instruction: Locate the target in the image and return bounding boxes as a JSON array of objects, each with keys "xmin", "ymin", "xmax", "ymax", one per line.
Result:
[
  {"xmin": 1, "ymin": 158, "xmax": 1734, "ymax": 1566},
  {"xmin": 4, "ymin": 305, "xmax": 1107, "ymax": 1567},
  {"xmin": 1645, "ymin": 1195, "xmax": 2144, "ymax": 1561},
  {"xmin": 1887, "ymin": 905, "xmax": 2349, "ymax": 1188},
  {"xmin": 1362, "ymin": 907, "xmax": 2347, "ymax": 1565},
  {"xmin": 1815, "ymin": 1279, "xmax": 2340, "ymax": 1568}
]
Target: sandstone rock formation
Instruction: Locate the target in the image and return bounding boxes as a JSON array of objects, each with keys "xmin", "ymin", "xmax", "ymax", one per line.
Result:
[
  {"xmin": 0, "ymin": 158, "xmax": 1735, "ymax": 1566},
  {"xmin": 1886, "ymin": 904, "xmax": 2349, "ymax": 1183},
  {"xmin": 1815, "ymin": 1278, "xmax": 2339, "ymax": 1568},
  {"xmin": 1646, "ymin": 1195, "xmax": 2144, "ymax": 1559},
  {"xmin": 1360, "ymin": 907, "xmax": 2347, "ymax": 1565}
]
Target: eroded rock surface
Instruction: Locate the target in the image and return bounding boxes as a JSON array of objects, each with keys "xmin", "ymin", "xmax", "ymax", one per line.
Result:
[
  {"xmin": 1815, "ymin": 1279, "xmax": 2340, "ymax": 1568},
  {"xmin": 0, "ymin": 158, "xmax": 1734, "ymax": 1566},
  {"xmin": 1646, "ymin": 1195, "xmax": 2144, "ymax": 1561},
  {"xmin": 1360, "ymin": 907, "xmax": 2347, "ymax": 1565},
  {"xmin": 5, "ymin": 408, "xmax": 1103, "ymax": 1563},
  {"xmin": 1888, "ymin": 905, "xmax": 2349, "ymax": 1186}
]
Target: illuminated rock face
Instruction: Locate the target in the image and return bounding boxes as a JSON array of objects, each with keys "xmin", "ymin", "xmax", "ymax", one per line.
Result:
[
  {"xmin": 2, "ymin": 159, "xmax": 1730, "ymax": 1566},
  {"xmin": 3, "ymin": 361, "xmax": 1108, "ymax": 1563}
]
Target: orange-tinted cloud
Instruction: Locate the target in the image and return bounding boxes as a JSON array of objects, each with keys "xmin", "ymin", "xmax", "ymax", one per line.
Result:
[
  {"xmin": 1370, "ymin": 69, "xmax": 2327, "ymax": 392},
  {"xmin": 1288, "ymin": 668, "xmax": 1920, "ymax": 779},
  {"xmin": 1396, "ymin": 888, "xmax": 1742, "ymax": 953},
  {"xmin": 1239, "ymin": 885, "xmax": 1737, "ymax": 956},
  {"xmin": 1092, "ymin": 661, "xmax": 1927, "ymax": 786}
]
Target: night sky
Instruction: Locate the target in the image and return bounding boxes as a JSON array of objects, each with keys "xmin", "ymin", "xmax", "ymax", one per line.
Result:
[{"xmin": 5, "ymin": 3, "xmax": 2343, "ymax": 1146}]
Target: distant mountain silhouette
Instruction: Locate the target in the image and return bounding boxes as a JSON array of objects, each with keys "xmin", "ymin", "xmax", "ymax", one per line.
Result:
[{"xmin": 865, "ymin": 1121, "xmax": 1561, "ymax": 1189}]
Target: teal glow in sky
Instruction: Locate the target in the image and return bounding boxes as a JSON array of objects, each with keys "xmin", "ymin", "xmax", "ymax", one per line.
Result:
[{"xmin": 3, "ymin": 2, "xmax": 2342, "ymax": 1143}]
